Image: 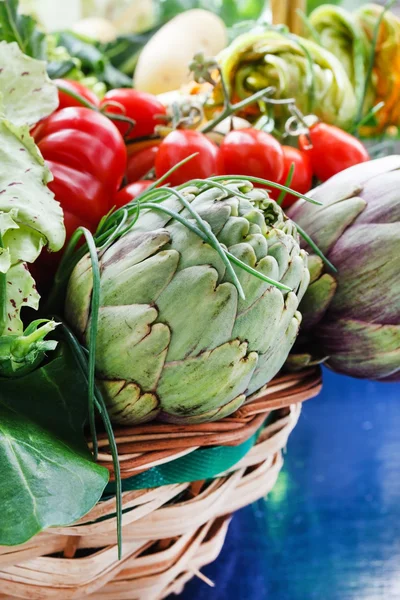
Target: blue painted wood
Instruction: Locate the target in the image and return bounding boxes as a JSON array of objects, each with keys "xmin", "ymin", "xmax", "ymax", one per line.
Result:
[{"xmin": 173, "ymin": 369, "xmax": 400, "ymax": 600}]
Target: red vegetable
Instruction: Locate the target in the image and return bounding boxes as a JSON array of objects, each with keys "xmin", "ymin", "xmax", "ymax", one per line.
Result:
[
  {"xmin": 126, "ymin": 145, "xmax": 158, "ymax": 183},
  {"xmin": 218, "ymin": 128, "xmax": 284, "ymax": 183},
  {"xmin": 299, "ymin": 122, "xmax": 369, "ymax": 182},
  {"xmin": 155, "ymin": 130, "xmax": 219, "ymax": 185},
  {"xmin": 32, "ymin": 107, "xmax": 127, "ymax": 288},
  {"xmin": 272, "ymin": 146, "xmax": 313, "ymax": 208},
  {"xmin": 34, "ymin": 107, "xmax": 127, "ymax": 202},
  {"xmin": 115, "ymin": 180, "xmax": 153, "ymax": 208},
  {"xmin": 54, "ymin": 79, "xmax": 100, "ymax": 110},
  {"xmin": 101, "ymin": 89, "xmax": 167, "ymax": 140}
]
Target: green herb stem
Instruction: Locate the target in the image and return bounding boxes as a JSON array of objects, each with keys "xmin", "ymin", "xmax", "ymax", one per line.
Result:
[
  {"xmin": 80, "ymin": 228, "xmax": 101, "ymax": 462},
  {"xmin": 60, "ymin": 322, "xmax": 123, "ymax": 560},
  {"xmin": 210, "ymin": 175, "xmax": 322, "ymax": 205},
  {"xmin": 276, "ymin": 162, "xmax": 295, "ymax": 206},
  {"xmin": 294, "ymin": 222, "xmax": 337, "ymax": 272}
]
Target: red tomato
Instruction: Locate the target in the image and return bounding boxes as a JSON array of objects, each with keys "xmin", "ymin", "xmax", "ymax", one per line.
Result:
[
  {"xmin": 55, "ymin": 79, "xmax": 100, "ymax": 110},
  {"xmin": 101, "ymin": 89, "xmax": 167, "ymax": 140},
  {"xmin": 299, "ymin": 123, "xmax": 369, "ymax": 182},
  {"xmin": 34, "ymin": 107, "xmax": 127, "ymax": 193},
  {"xmin": 155, "ymin": 130, "xmax": 219, "ymax": 185},
  {"xmin": 115, "ymin": 181, "xmax": 153, "ymax": 208},
  {"xmin": 126, "ymin": 146, "xmax": 158, "ymax": 183},
  {"xmin": 271, "ymin": 146, "xmax": 313, "ymax": 208},
  {"xmin": 218, "ymin": 128, "xmax": 284, "ymax": 183},
  {"xmin": 45, "ymin": 160, "xmax": 110, "ymax": 226}
]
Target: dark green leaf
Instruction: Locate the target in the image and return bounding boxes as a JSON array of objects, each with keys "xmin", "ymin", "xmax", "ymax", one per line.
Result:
[
  {"xmin": 0, "ymin": 344, "xmax": 108, "ymax": 546},
  {"xmin": 56, "ymin": 31, "xmax": 105, "ymax": 70},
  {"xmin": 0, "ymin": 0, "xmax": 46, "ymax": 58},
  {"xmin": 47, "ymin": 59, "xmax": 76, "ymax": 79},
  {"xmin": 101, "ymin": 28, "xmax": 159, "ymax": 76},
  {"xmin": 56, "ymin": 31, "xmax": 133, "ymax": 88},
  {"xmin": 99, "ymin": 60, "xmax": 133, "ymax": 88}
]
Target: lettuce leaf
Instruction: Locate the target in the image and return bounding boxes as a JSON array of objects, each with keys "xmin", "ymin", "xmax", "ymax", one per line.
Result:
[
  {"xmin": 0, "ymin": 40, "xmax": 64, "ymax": 374},
  {"xmin": 0, "ymin": 40, "xmax": 58, "ymax": 125}
]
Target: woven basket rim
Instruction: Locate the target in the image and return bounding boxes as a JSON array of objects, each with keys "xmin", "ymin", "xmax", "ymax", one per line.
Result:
[{"xmin": 94, "ymin": 367, "xmax": 322, "ymax": 479}]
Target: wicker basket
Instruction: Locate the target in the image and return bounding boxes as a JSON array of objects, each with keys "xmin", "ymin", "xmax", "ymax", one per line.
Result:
[{"xmin": 0, "ymin": 368, "xmax": 321, "ymax": 600}]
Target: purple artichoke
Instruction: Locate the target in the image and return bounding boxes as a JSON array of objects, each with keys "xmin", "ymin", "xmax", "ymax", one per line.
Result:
[{"xmin": 288, "ymin": 156, "xmax": 400, "ymax": 381}]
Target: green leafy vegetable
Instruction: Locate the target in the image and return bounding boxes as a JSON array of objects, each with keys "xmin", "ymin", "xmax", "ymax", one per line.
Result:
[
  {"xmin": 0, "ymin": 0, "xmax": 103, "ymax": 88},
  {"xmin": 0, "ymin": 344, "xmax": 109, "ymax": 546},
  {"xmin": 0, "ymin": 40, "xmax": 58, "ymax": 126},
  {"xmin": 0, "ymin": 0, "xmax": 46, "ymax": 58},
  {"xmin": 100, "ymin": 28, "xmax": 159, "ymax": 77},
  {"xmin": 0, "ymin": 118, "xmax": 64, "ymax": 329},
  {"xmin": 0, "ymin": 40, "xmax": 64, "ymax": 375},
  {"xmin": 55, "ymin": 31, "xmax": 132, "ymax": 88}
]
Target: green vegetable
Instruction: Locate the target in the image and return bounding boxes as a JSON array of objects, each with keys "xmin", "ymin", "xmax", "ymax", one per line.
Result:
[
  {"xmin": 212, "ymin": 30, "xmax": 358, "ymax": 131},
  {"xmin": 0, "ymin": 0, "xmax": 46, "ymax": 58},
  {"xmin": 55, "ymin": 31, "xmax": 132, "ymax": 89},
  {"xmin": 0, "ymin": 40, "xmax": 109, "ymax": 544},
  {"xmin": 305, "ymin": 5, "xmax": 371, "ymax": 113},
  {"xmin": 65, "ymin": 181, "xmax": 309, "ymax": 425},
  {"xmin": 0, "ymin": 41, "xmax": 65, "ymax": 376},
  {"xmin": 0, "ymin": 344, "xmax": 108, "ymax": 546},
  {"xmin": 288, "ymin": 155, "xmax": 400, "ymax": 381},
  {"xmin": 0, "ymin": 0, "xmax": 79, "ymax": 79}
]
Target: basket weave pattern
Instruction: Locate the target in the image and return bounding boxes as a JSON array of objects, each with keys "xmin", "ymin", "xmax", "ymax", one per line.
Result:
[{"xmin": 0, "ymin": 368, "xmax": 321, "ymax": 600}]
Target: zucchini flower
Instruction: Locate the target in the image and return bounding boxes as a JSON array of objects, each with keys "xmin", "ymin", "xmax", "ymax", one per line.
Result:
[
  {"xmin": 355, "ymin": 3, "xmax": 400, "ymax": 135},
  {"xmin": 306, "ymin": 5, "xmax": 371, "ymax": 113},
  {"xmin": 288, "ymin": 156, "xmax": 400, "ymax": 381},
  {"xmin": 65, "ymin": 182, "xmax": 309, "ymax": 424},
  {"xmin": 210, "ymin": 30, "xmax": 357, "ymax": 131}
]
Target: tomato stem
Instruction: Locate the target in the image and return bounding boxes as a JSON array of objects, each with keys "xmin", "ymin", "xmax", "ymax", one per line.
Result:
[
  {"xmin": 201, "ymin": 85, "xmax": 276, "ymax": 133},
  {"xmin": 56, "ymin": 82, "xmax": 100, "ymax": 111},
  {"xmin": 56, "ymin": 82, "xmax": 137, "ymax": 136}
]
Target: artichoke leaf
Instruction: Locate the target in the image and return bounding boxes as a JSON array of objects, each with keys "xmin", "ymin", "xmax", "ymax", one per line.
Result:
[
  {"xmin": 248, "ymin": 312, "xmax": 302, "ymax": 394},
  {"xmin": 291, "ymin": 195, "xmax": 366, "ymax": 254},
  {"xmin": 99, "ymin": 380, "xmax": 159, "ymax": 425},
  {"xmin": 157, "ymin": 265, "xmax": 237, "ymax": 361},
  {"xmin": 300, "ymin": 273, "xmax": 337, "ymax": 330},
  {"xmin": 101, "ymin": 249, "xmax": 179, "ymax": 307},
  {"xmin": 316, "ymin": 319, "xmax": 400, "ymax": 380},
  {"xmin": 159, "ymin": 340, "xmax": 257, "ymax": 418},
  {"xmin": 167, "ymin": 221, "xmax": 226, "ymax": 280},
  {"xmin": 94, "ymin": 305, "xmax": 170, "ymax": 390},
  {"xmin": 329, "ymin": 223, "xmax": 400, "ymax": 323}
]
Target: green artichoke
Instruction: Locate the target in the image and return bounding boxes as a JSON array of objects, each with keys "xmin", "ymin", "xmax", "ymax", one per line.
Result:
[
  {"xmin": 288, "ymin": 156, "xmax": 400, "ymax": 381},
  {"xmin": 210, "ymin": 30, "xmax": 357, "ymax": 131},
  {"xmin": 65, "ymin": 181, "xmax": 309, "ymax": 424}
]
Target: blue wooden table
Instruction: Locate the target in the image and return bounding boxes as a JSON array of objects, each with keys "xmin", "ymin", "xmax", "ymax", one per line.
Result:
[{"xmin": 176, "ymin": 369, "xmax": 400, "ymax": 600}]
